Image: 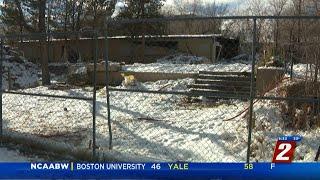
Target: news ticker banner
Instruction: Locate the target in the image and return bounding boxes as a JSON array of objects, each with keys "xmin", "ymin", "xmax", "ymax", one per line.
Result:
[
  {"xmin": 0, "ymin": 135, "xmax": 317, "ymax": 179},
  {"xmin": 0, "ymin": 162, "xmax": 318, "ymax": 179}
]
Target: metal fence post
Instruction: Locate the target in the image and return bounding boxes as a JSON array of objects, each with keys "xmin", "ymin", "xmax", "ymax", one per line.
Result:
[
  {"xmin": 246, "ymin": 18, "xmax": 257, "ymax": 164},
  {"xmin": 47, "ymin": 31, "xmax": 50, "ymax": 64},
  {"xmin": 315, "ymin": 145, "xmax": 320, "ymax": 161},
  {"xmin": 290, "ymin": 51, "xmax": 293, "ymax": 79},
  {"xmin": 92, "ymin": 31, "xmax": 98, "ymax": 159},
  {"xmin": 0, "ymin": 38, "xmax": 3, "ymax": 137},
  {"xmin": 104, "ymin": 22, "xmax": 113, "ymax": 150}
]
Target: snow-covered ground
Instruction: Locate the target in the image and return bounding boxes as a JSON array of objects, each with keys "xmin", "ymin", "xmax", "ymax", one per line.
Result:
[
  {"xmin": 251, "ymin": 100, "xmax": 320, "ymax": 161},
  {"xmin": 291, "ymin": 63, "xmax": 320, "ymax": 79},
  {"xmin": 108, "ymin": 92, "xmax": 248, "ymax": 162},
  {"xmin": 156, "ymin": 54, "xmax": 211, "ymax": 64},
  {"xmin": 1, "ymin": 52, "xmax": 319, "ymax": 162},
  {"xmin": 106, "ymin": 81, "xmax": 319, "ymax": 162},
  {"xmin": 3, "ymin": 82, "xmax": 249, "ymax": 162},
  {"xmin": 122, "ymin": 55, "xmax": 317, "ymax": 77},
  {"xmin": 123, "ymin": 60, "xmax": 251, "ymax": 73},
  {"xmin": 2, "ymin": 77, "xmax": 319, "ymax": 162}
]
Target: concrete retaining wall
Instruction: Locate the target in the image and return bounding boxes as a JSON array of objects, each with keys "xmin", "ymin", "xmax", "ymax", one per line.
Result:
[
  {"xmin": 86, "ymin": 63, "xmax": 285, "ymax": 92},
  {"xmin": 256, "ymin": 67, "xmax": 285, "ymax": 95},
  {"xmin": 87, "ymin": 69, "xmax": 197, "ymax": 86},
  {"xmin": 18, "ymin": 36, "xmax": 218, "ymax": 64}
]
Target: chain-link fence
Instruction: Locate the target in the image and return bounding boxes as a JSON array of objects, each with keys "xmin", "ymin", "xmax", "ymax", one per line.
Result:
[
  {"xmin": 104, "ymin": 16, "xmax": 320, "ymax": 163},
  {"xmin": 0, "ymin": 30, "xmax": 102, "ymax": 160},
  {"xmin": 0, "ymin": 16, "xmax": 319, "ymax": 163},
  {"xmin": 103, "ymin": 17, "xmax": 253, "ymax": 162},
  {"xmin": 250, "ymin": 17, "xmax": 320, "ymax": 162}
]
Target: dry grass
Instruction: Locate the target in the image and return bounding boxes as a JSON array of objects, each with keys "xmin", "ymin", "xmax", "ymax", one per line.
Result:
[{"xmin": 277, "ymin": 80, "xmax": 320, "ymax": 129}]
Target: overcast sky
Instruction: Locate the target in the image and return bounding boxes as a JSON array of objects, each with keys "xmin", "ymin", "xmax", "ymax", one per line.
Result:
[
  {"xmin": 165, "ymin": 0, "xmax": 241, "ymax": 4},
  {"xmin": 0, "ymin": 0, "xmax": 244, "ymax": 11},
  {"xmin": 0, "ymin": 0, "xmax": 239, "ymax": 4},
  {"xmin": 0, "ymin": 0, "xmax": 242, "ymax": 8}
]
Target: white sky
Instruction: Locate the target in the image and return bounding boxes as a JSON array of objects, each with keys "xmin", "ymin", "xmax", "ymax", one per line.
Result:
[{"xmin": 164, "ymin": 0, "xmax": 244, "ymax": 10}]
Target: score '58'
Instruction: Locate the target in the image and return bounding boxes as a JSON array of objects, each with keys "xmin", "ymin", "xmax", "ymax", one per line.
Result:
[{"xmin": 244, "ymin": 163, "xmax": 254, "ymax": 170}]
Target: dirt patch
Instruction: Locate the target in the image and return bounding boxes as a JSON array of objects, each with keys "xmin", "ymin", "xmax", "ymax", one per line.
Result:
[{"xmin": 178, "ymin": 96, "xmax": 241, "ymax": 109}]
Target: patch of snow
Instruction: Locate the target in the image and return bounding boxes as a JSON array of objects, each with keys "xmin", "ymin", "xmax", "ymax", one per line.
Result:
[
  {"xmin": 123, "ymin": 54, "xmax": 251, "ymax": 73},
  {"xmin": 111, "ymin": 1, "xmax": 127, "ymax": 18},
  {"xmin": 117, "ymin": 78, "xmax": 194, "ymax": 92},
  {"xmin": 156, "ymin": 54, "xmax": 210, "ymax": 64},
  {"xmin": 251, "ymin": 100, "xmax": 320, "ymax": 162},
  {"xmin": 2, "ymin": 55, "xmax": 39, "ymax": 90},
  {"xmin": 290, "ymin": 63, "xmax": 320, "ymax": 79},
  {"xmin": 123, "ymin": 61, "xmax": 251, "ymax": 73},
  {"xmin": 142, "ymin": 78, "xmax": 194, "ymax": 91},
  {"xmin": 258, "ymin": 66, "xmax": 284, "ymax": 70}
]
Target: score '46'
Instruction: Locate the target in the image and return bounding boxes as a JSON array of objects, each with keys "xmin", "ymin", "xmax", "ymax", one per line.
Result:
[{"xmin": 151, "ymin": 163, "xmax": 161, "ymax": 170}]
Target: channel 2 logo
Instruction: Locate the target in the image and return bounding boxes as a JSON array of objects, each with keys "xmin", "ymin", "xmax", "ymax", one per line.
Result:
[{"xmin": 272, "ymin": 135, "xmax": 302, "ymax": 163}]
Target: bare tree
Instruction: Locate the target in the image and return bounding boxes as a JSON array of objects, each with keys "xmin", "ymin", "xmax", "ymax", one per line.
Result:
[
  {"xmin": 269, "ymin": 0, "xmax": 288, "ymax": 15},
  {"xmin": 170, "ymin": 0, "xmax": 228, "ymax": 34},
  {"xmin": 245, "ymin": 0, "xmax": 270, "ymax": 43},
  {"xmin": 246, "ymin": 0, "xmax": 268, "ymax": 16},
  {"xmin": 76, "ymin": 0, "xmax": 84, "ymax": 31},
  {"xmin": 311, "ymin": 0, "xmax": 320, "ymax": 14},
  {"xmin": 173, "ymin": 0, "xmax": 202, "ymax": 15},
  {"xmin": 268, "ymin": 0, "xmax": 288, "ymax": 55}
]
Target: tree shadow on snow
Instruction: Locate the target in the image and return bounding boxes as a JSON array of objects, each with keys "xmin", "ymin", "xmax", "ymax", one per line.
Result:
[{"xmin": 95, "ymin": 100, "xmax": 245, "ymax": 162}]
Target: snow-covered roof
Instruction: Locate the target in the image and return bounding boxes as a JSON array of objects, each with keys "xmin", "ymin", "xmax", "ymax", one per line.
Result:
[
  {"xmin": 19, "ymin": 34, "xmax": 223, "ymax": 43},
  {"xmin": 107, "ymin": 34, "xmax": 222, "ymax": 39}
]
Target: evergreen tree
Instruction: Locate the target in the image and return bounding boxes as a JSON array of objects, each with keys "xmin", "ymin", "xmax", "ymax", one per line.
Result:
[
  {"xmin": 0, "ymin": 1, "xmax": 20, "ymax": 33},
  {"xmin": 119, "ymin": 0, "xmax": 165, "ymax": 19},
  {"xmin": 0, "ymin": 0, "xmax": 36, "ymax": 33},
  {"xmin": 82, "ymin": 0, "xmax": 115, "ymax": 33},
  {"xmin": 115, "ymin": 0, "xmax": 167, "ymax": 36}
]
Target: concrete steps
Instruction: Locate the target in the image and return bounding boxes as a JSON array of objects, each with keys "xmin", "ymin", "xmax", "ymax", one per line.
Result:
[
  {"xmin": 189, "ymin": 71, "xmax": 255, "ymax": 99},
  {"xmin": 198, "ymin": 71, "xmax": 251, "ymax": 76},
  {"xmin": 188, "ymin": 84, "xmax": 252, "ymax": 92},
  {"xmin": 197, "ymin": 74, "xmax": 251, "ymax": 81},
  {"xmin": 195, "ymin": 79, "xmax": 253, "ymax": 86}
]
